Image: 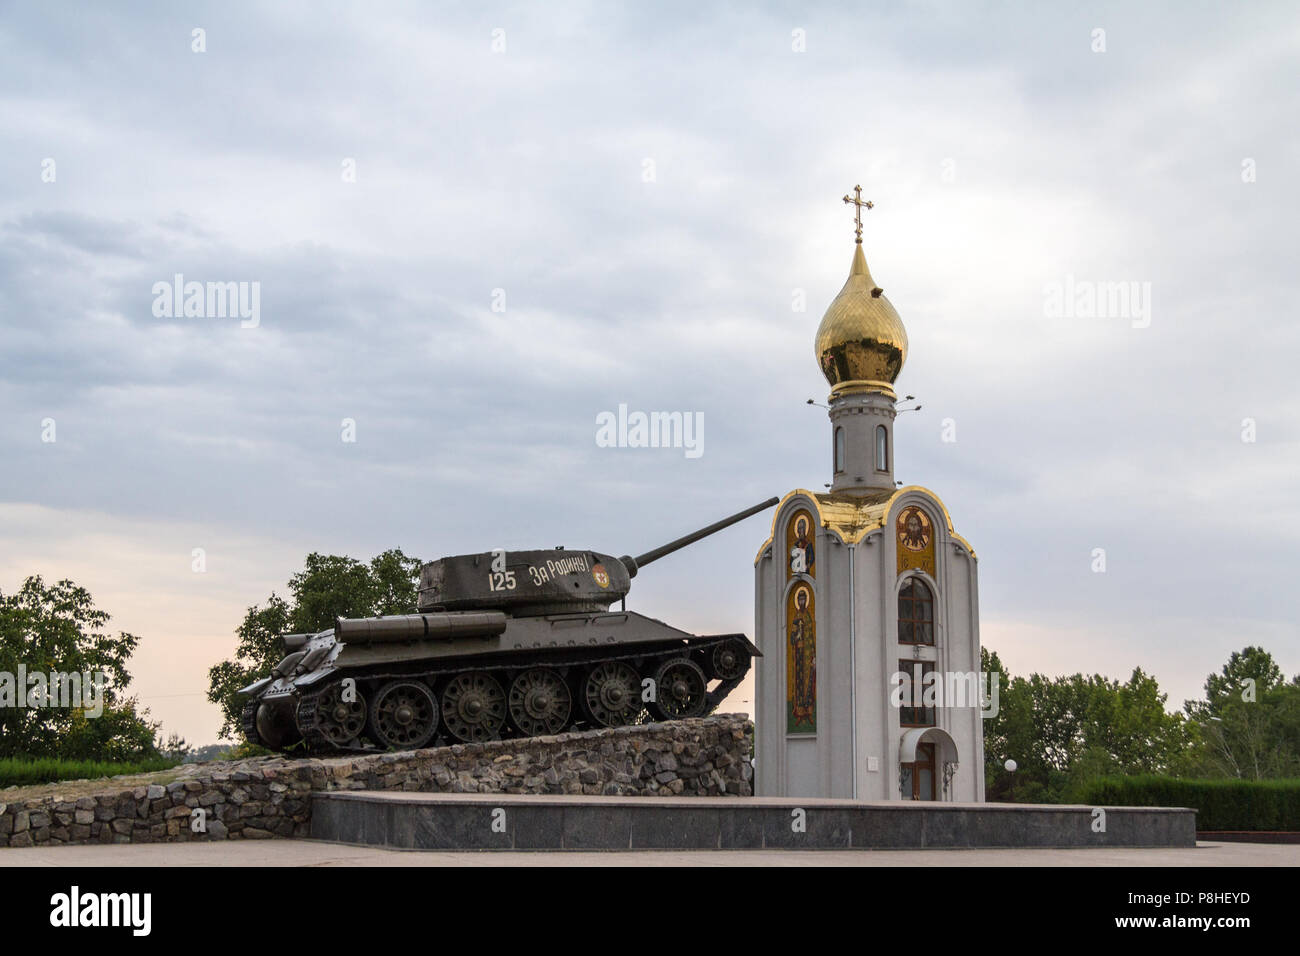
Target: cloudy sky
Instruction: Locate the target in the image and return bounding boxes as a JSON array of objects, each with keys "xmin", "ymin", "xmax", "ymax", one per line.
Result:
[{"xmin": 1, "ymin": 2, "xmax": 1296, "ymax": 745}]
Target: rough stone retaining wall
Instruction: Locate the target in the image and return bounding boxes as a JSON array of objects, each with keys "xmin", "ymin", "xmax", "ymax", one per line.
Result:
[{"xmin": 0, "ymin": 714, "xmax": 753, "ymax": 847}]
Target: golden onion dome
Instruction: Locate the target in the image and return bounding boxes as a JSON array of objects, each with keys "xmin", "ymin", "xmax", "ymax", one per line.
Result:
[{"xmin": 815, "ymin": 242, "xmax": 907, "ymax": 396}]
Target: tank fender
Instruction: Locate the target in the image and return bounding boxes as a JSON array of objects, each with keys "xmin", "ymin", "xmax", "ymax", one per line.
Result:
[
  {"xmin": 293, "ymin": 666, "xmax": 338, "ymax": 688},
  {"xmin": 701, "ymin": 634, "xmax": 763, "ymax": 657},
  {"xmin": 238, "ymin": 676, "xmax": 273, "ymax": 697}
]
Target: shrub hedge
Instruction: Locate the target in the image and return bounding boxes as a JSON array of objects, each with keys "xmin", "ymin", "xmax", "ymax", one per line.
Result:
[{"xmin": 1078, "ymin": 776, "xmax": 1300, "ymax": 831}]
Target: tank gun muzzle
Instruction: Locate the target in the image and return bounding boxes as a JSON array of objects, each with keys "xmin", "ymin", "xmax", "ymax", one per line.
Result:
[{"xmin": 619, "ymin": 496, "xmax": 779, "ymax": 578}]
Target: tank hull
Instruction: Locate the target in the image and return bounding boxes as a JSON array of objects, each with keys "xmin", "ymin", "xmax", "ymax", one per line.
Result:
[
  {"xmin": 241, "ymin": 610, "xmax": 759, "ymax": 754},
  {"xmin": 238, "ymin": 498, "xmax": 777, "ymax": 754}
]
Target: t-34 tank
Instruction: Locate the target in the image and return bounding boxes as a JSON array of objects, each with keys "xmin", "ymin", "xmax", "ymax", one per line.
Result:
[{"xmin": 240, "ymin": 497, "xmax": 777, "ymax": 753}]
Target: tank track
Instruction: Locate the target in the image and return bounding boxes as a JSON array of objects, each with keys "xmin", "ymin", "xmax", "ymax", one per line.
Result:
[
  {"xmin": 284, "ymin": 635, "xmax": 749, "ymax": 755},
  {"xmin": 293, "ymin": 689, "xmax": 336, "ymax": 753},
  {"xmin": 241, "ymin": 699, "xmax": 262, "ymax": 746}
]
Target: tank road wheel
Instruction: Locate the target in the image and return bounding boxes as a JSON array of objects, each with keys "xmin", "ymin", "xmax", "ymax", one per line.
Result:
[
  {"xmin": 649, "ymin": 658, "xmax": 708, "ymax": 721},
  {"xmin": 442, "ymin": 671, "xmax": 506, "ymax": 743},
  {"xmin": 508, "ymin": 668, "xmax": 572, "ymax": 737},
  {"xmin": 582, "ymin": 662, "xmax": 642, "ymax": 728},
  {"xmin": 303, "ymin": 681, "xmax": 367, "ymax": 748},
  {"xmin": 369, "ymin": 680, "xmax": 439, "ymax": 750},
  {"xmin": 710, "ymin": 638, "xmax": 751, "ymax": 681}
]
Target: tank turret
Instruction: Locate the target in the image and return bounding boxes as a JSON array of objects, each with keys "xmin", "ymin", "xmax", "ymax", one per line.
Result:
[
  {"xmin": 416, "ymin": 497, "xmax": 779, "ymax": 616},
  {"xmin": 239, "ymin": 498, "xmax": 777, "ymax": 754}
]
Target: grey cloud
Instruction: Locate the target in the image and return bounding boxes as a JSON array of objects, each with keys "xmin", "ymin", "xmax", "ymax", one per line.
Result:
[{"xmin": 1, "ymin": 2, "xmax": 1297, "ymax": 736}]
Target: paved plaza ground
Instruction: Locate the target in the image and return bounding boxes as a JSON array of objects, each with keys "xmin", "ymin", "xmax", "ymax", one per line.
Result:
[{"xmin": 0, "ymin": 840, "xmax": 1295, "ymax": 867}]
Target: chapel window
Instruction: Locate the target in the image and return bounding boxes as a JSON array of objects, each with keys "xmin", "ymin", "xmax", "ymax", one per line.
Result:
[
  {"xmin": 834, "ymin": 427, "xmax": 845, "ymax": 473},
  {"xmin": 875, "ymin": 425, "xmax": 888, "ymax": 472},
  {"xmin": 897, "ymin": 659, "xmax": 937, "ymax": 727},
  {"xmin": 898, "ymin": 576, "xmax": 935, "ymax": 646}
]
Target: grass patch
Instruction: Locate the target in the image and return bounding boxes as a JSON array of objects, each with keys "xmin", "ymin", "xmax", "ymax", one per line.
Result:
[{"xmin": 0, "ymin": 756, "xmax": 181, "ymax": 789}]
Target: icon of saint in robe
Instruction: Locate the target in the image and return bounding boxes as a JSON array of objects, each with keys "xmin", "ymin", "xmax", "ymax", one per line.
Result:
[
  {"xmin": 789, "ymin": 515, "xmax": 815, "ymax": 576},
  {"xmin": 787, "ymin": 586, "xmax": 816, "ymax": 732}
]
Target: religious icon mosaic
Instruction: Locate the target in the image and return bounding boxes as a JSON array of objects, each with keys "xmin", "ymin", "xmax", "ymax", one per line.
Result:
[
  {"xmin": 786, "ymin": 581, "xmax": 817, "ymax": 734},
  {"xmin": 896, "ymin": 504, "xmax": 935, "ymax": 578},
  {"xmin": 786, "ymin": 509, "xmax": 816, "ymax": 580}
]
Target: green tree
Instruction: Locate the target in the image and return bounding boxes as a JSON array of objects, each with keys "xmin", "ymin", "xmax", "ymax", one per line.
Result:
[
  {"xmin": 288, "ymin": 555, "xmax": 375, "ymax": 632},
  {"xmin": 981, "ymin": 647, "xmax": 1017, "ymax": 793},
  {"xmin": 367, "ymin": 550, "xmax": 423, "ymax": 617},
  {"xmin": 981, "ymin": 648, "xmax": 1191, "ymax": 802},
  {"xmin": 0, "ymin": 575, "xmax": 162, "ymax": 760},
  {"xmin": 157, "ymin": 730, "xmax": 193, "ymax": 763},
  {"xmin": 207, "ymin": 549, "xmax": 421, "ymax": 741},
  {"xmin": 1201, "ymin": 647, "xmax": 1284, "ymax": 714},
  {"xmin": 207, "ymin": 593, "xmax": 292, "ymax": 743},
  {"xmin": 1183, "ymin": 647, "xmax": 1300, "ymax": 779}
]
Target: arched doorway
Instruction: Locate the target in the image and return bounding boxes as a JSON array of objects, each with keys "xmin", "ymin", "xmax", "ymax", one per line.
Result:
[
  {"xmin": 899, "ymin": 727, "xmax": 959, "ymax": 801},
  {"xmin": 900, "ymin": 743, "xmax": 936, "ymax": 800}
]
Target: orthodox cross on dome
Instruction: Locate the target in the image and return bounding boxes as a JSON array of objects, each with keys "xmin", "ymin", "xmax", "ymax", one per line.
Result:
[{"xmin": 842, "ymin": 185, "xmax": 873, "ymax": 243}]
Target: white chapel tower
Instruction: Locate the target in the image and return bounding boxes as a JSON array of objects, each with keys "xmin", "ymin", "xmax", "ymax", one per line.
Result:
[{"xmin": 754, "ymin": 190, "xmax": 986, "ymax": 801}]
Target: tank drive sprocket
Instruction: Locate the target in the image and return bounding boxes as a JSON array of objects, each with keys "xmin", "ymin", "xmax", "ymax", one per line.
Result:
[
  {"xmin": 297, "ymin": 681, "xmax": 367, "ymax": 749},
  {"xmin": 649, "ymin": 657, "xmax": 709, "ymax": 721}
]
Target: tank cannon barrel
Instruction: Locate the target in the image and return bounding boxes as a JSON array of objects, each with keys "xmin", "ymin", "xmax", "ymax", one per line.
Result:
[{"xmin": 620, "ymin": 496, "xmax": 779, "ymax": 577}]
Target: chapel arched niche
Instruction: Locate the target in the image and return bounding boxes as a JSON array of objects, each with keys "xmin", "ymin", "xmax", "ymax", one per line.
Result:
[{"xmin": 782, "ymin": 504, "xmax": 818, "ymax": 736}]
